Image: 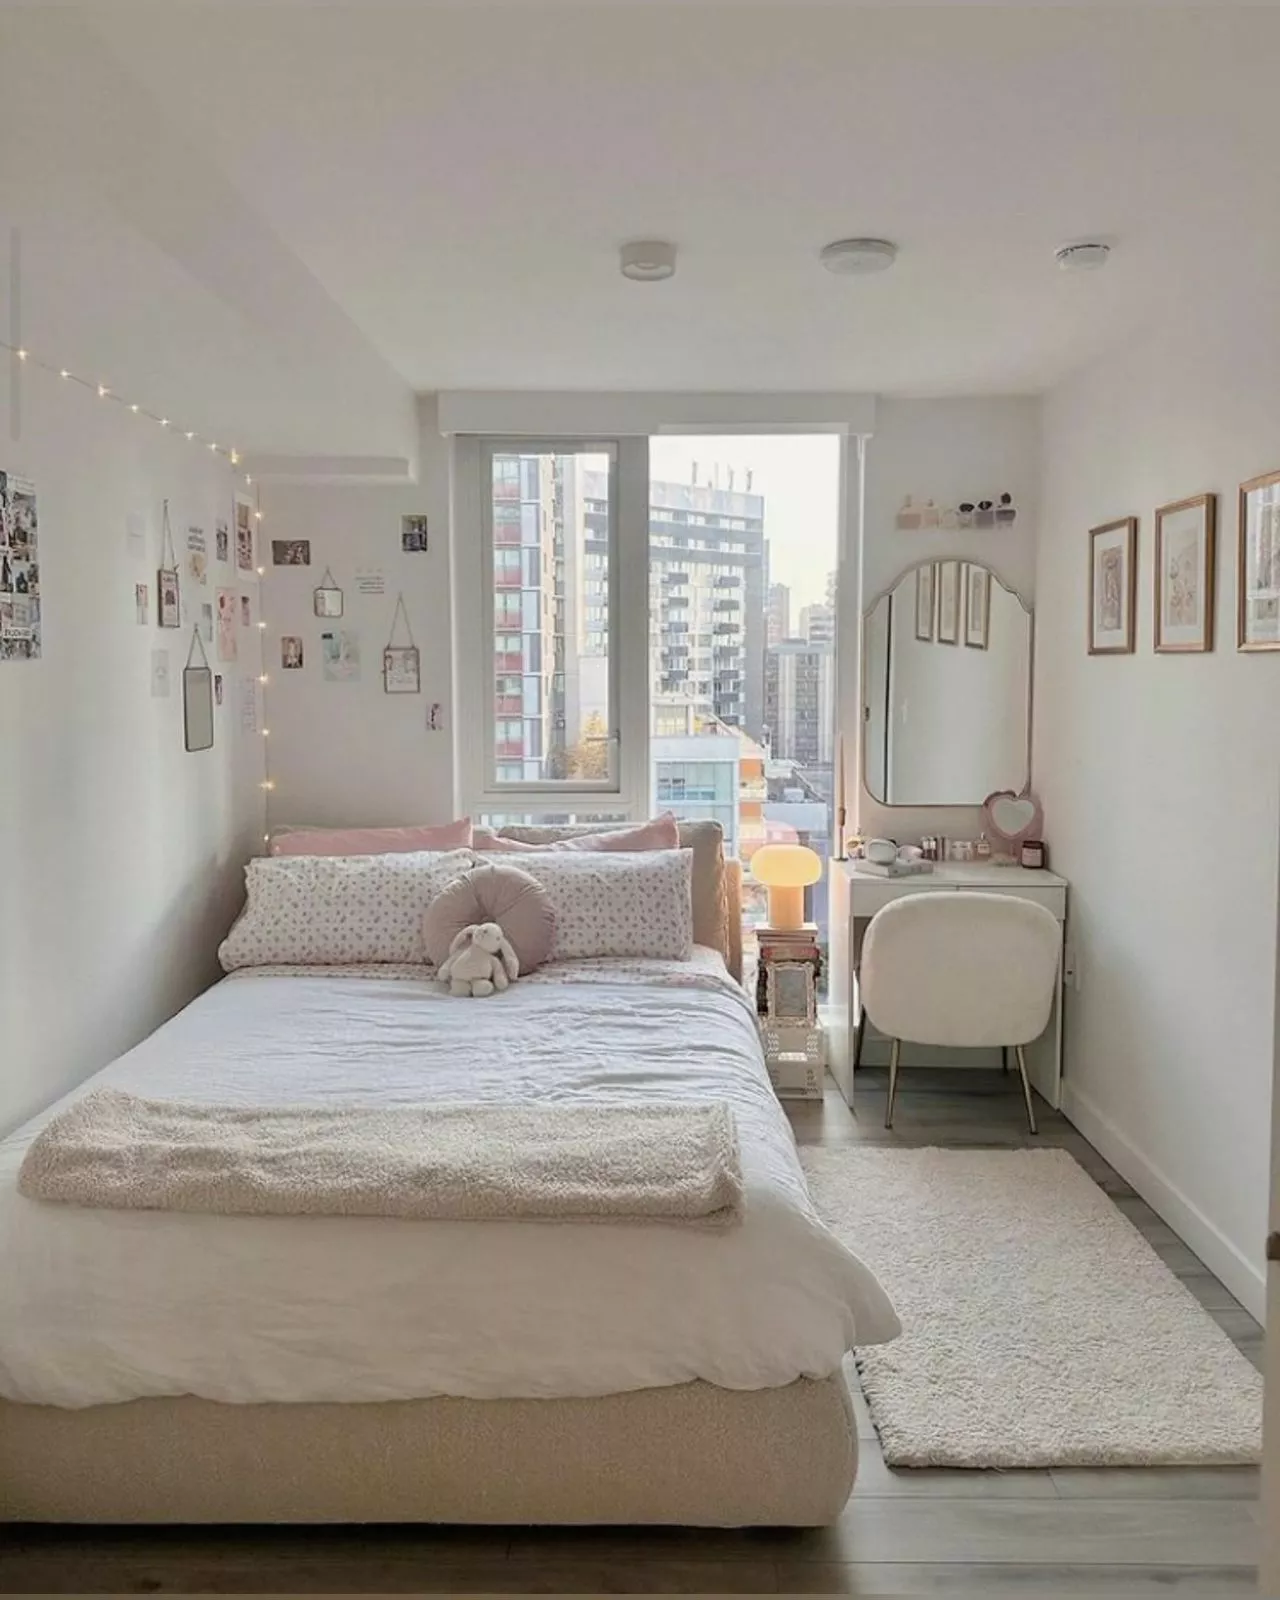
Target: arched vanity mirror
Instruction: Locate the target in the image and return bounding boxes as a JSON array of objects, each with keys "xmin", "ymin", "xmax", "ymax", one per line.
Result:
[{"xmin": 862, "ymin": 561, "xmax": 1032, "ymax": 807}]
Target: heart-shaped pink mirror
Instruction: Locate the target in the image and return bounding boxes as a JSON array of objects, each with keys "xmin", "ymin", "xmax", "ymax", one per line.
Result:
[{"xmin": 983, "ymin": 788, "xmax": 1043, "ymax": 848}]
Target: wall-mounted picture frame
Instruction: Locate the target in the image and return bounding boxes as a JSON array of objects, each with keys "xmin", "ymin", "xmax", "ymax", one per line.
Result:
[
  {"xmin": 937, "ymin": 560, "xmax": 960, "ymax": 645},
  {"xmin": 1237, "ymin": 469, "xmax": 1280, "ymax": 652},
  {"xmin": 282, "ymin": 635, "xmax": 304, "ymax": 669},
  {"xmin": 314, "ymin": 567, "xmax": 344, "ymax": 618},
  {"xmin": 272, "ymin": 539, "xmax": 311, "ymax": 567},
  {"xmin": 401, "ymin": 515, "xmax": 429, "ymax": 553},
  {"xmin": 157, "ymin": 567, "xmax": 181, "ymax": 629},
  {"xmin": 963, "ymin": 563, "xmax": 991, "ymax": 650},
  {"xmin": 914, "ymin": 563, "xmax": 935, "ymax": 642},
  {"xmin": 383, "ymin": 644, "xmax": 421, "ymax": 694},
  {"xmin": 1154, "ymin": 493, "xmax": 1216, "ymax": 653},
  {"xmin": 1088, "ymin": 517, "xmax": 1137, "ymax": 655},
  {"xmin": 235, "ymin": 497, "xmax": 255, "ymax": 573}
]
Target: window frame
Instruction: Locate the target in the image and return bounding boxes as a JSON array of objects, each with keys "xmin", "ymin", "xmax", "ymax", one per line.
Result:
[{"xmin": 455, "ymin": 434, "xmax": 651, "ymax": 818}]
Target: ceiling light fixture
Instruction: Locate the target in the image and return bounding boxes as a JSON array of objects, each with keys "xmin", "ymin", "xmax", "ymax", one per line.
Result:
[
  {"xmin": 1055, "ymin": 241, "xmax": 1111, "ymax": 272},
  {"xmin": 620, "ymin": 240, "xmax": 677, "ymax": 282},
  {"xmin": 820, "ymin": 238, "xmax": 898, "ymax": 276}
]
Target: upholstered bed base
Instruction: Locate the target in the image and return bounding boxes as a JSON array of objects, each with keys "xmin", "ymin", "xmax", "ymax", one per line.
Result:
[{"xmin": 0, "ymin": 1374, "xmax": 857, "ymax": 1526}]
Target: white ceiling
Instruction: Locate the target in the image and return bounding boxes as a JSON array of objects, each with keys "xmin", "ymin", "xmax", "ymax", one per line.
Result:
[{"xmin": 5, "ymin": 3, "xmax": 1280, "ymax": 452}]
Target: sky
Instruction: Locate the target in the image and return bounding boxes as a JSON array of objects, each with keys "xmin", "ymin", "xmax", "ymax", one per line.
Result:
[{"xmin": 648, "ymin": 434, "xmax": 840, "ymax": 615}]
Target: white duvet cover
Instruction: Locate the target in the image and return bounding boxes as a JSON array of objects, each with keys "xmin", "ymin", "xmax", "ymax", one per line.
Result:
[{"xmin": 0, "ymin": 952, "xmax": 898, "ymax": 1409}]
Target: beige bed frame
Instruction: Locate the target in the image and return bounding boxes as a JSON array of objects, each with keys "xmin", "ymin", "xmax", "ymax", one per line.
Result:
[{"xmin": 2, "ymin": 822, "xmax": 856, "ymax": 1526}]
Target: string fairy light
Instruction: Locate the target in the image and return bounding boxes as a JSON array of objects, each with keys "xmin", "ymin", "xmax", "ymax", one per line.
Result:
[
  {"xmin": 1, "ymin": 336, "xmax": 249, "ymax": 486},
  {"xmin": 2, "ymin": 335, "xmax": 280, "ymax": 844}
]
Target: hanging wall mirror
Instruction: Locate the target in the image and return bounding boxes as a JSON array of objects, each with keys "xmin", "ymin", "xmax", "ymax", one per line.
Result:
[
  {"xmin": 862, "ymin": 560, "xmax": 1032, "ymax": 806},
  {"xmin": 183, "ymin": 630, "xmax": 215, "ymax": 752},
  {"xmin": 314, "ymin": 567, "xmax": 344, "ymax": 618}
]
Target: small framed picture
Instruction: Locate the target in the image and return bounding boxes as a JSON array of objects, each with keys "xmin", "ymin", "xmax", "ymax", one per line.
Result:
[
  {"xmin": 1088, "ymin": 517, "xmax": 1137, "ymax": 655},
  {"xmin": 157, "ymin": 567, "xmax": 181, "ymax": 629},
  {"xmin": 963, "ymin": 563, "xmax": 990, "ymax": 650},
  {"xmin": 281, "ymin": 635, "xmax": 304, "ymax": 669},
  {"xmin": 272, "ymin": 539, "xmax": 311, "ymax": 567},
  {"xmin": 383, "ymin": 644, "xmax": 421, "ymax": 694},
  {"xmin": 765, "ymin": 961, "xmax": 816, "ymax": 1025},
  {"xmin": 937, "ymin": 560, "xmax": 960, "ymax": 645},
  {"xmin": 134, "ymin": 583, "xmax": 149, "ymax": 625},
  {"xmin": 314, "ymin": 584, "xmax": 343, "ymax": 618},
  {"xmin": 235, "ymin": 498, "xmax": 254, "ymax": 572},
  {"xmin": 914, "ymin": 564, "xmax": 935, "ymax": 642},
  {"xmin": 1237, "ymin": 470, "xmax": 1280, "ymax": 652},
  {"xmin": 401, "ymin": 515, "xmax": 429, "ymax": 553},
  {"xmin": 1154, "ymin": 493, "xmax": 1216, "ymax": 653}
]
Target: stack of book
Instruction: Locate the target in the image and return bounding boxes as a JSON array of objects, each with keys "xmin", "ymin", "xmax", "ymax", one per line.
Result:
[
  {"xmin": 754, "ymin": 923, "xmax": 821, "ymax": 1015},
  {"xmin": 757, "ymin": 922, "xmax": 821, "ymax": 967}
]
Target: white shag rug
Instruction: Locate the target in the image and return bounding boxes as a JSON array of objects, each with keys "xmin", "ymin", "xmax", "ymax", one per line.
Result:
[{"xmin": 802, "ymin": 1146, "xmax": 1264, "ymax": 1469}]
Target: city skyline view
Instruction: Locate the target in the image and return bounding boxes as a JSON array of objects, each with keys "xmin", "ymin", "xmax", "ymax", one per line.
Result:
[{"xmin": 488, "ymin": 440, "xmax": 840, "ymax": 927}]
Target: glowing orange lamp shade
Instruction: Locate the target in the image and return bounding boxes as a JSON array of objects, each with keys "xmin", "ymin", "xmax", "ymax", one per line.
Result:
[{"xmin": 750, "ymin": 844, "xmax": 822, "ymax": 930}]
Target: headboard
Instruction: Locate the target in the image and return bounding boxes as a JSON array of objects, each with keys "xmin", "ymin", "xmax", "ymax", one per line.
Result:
[{"xmin": 492, "ymin": 820, "xmax": 743, "ymax": 982}]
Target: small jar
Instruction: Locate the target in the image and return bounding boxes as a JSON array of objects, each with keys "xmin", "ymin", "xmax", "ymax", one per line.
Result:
[{"xmin": 1020, "ymin": 839, "xmax": 1047, "ymax": 869}]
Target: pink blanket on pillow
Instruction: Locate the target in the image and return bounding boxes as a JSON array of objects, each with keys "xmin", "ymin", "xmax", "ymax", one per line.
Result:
[{"xmin": 473, "ymin": 813, "xmax": 679, "ymax": 854}]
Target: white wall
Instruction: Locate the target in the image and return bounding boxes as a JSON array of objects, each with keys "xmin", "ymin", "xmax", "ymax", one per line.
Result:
[
  {"xmin": 852, "ymin": 397, "xmax": 1040, "ymax": 843},
  {"xmin": 260, "ymin": 399, "xmax": 454, "ymax": 829},
  {"xmin": 1036, "ymin": 319, "xmax": 1280, "ymax": 1318},
  {"xmin": 0, "ymin": 362, "xmax": 265, "ymax": 1135}
]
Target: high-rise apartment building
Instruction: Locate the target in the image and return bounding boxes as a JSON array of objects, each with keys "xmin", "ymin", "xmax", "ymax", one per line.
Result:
[
  {"xmin": 798, "ymin": 601, "xmax": 834, "ymax": 645},
  {"xmin": 648, "ymin": 474, "xmax": 766, "ymax": 734},
  {"xmin": 766, "ymin": 582, "xmax": 791, "ymax": 646},
  {"xmin": 764, "ymin": 640, "xmax": 835, "ymax": 767}
]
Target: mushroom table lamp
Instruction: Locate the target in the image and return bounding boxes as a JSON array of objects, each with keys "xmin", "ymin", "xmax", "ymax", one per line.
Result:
[{"xmin": 751, "ymin": 843, "xmax": 823, "ymax": 931}]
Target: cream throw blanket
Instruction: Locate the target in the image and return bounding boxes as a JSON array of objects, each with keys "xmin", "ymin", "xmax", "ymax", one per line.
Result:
[{"xmin": 18, "ymin": 1089, "xmax": 745, "ymax": 1229}]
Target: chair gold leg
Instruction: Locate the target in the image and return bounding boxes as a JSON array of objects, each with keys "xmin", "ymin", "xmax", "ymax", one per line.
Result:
[
  {"xmin": 885, "ymin": 1038, "xmax": 901, "ymax": 1129},
  {"xmin": 1014, "ymin": 1044, "xmax": 1038, "ymax": 1135}
]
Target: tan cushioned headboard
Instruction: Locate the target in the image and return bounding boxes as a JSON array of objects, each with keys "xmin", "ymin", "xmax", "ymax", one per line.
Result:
[{"xmin": 495, "ymin": 820, "xmax": 740, "ymax": 982}]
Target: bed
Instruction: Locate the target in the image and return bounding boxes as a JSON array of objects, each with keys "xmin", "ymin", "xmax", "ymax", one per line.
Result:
[{"xmin": 0, "ymin": 824, "xmax": 897, "ymax": 1525}]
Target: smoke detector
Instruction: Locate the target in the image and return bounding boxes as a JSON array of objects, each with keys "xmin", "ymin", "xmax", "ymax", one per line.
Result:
[
  {"xmin": 819, "ymin": 238, "xmax": 898, "ymax": 276},
  {"xmin": 1055, "ymin": 241, "xmax": 1112, "ymax": 272},
  {"xmin": 620, "ymin": 241, "xmax": 676, "ymax": 282}
]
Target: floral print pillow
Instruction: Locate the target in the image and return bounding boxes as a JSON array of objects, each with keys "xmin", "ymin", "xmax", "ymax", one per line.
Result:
[{"xmin": 219, "ymin": 849, "xmax": 473, "ymax": 971}]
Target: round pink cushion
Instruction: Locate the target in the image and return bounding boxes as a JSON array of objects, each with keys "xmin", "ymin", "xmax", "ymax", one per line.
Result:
[{"xmin": 421, "ymin": 863, "xmax": 556, "ymax": 974}]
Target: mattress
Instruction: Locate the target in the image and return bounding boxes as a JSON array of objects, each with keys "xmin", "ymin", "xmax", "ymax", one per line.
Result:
[{"xmin": 0, "ymin": 950, "xmax": 898, "ymax": 1409}]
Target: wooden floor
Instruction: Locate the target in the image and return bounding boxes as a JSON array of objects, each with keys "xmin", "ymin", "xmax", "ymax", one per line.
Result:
[{"xmin": 2, "ymin": 1070, "xmax": 1264, "ymax": 1595}]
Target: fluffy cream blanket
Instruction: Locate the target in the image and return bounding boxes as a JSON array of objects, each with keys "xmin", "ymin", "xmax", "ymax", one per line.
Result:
[{"xmin": 18, "ymin": 1088, "xmax": 744, "ymax": 1229}]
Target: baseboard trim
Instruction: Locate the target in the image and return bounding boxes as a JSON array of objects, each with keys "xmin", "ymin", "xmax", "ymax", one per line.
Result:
[{"xmin": 1061, "ymin": 1083, "xmax": 1266, "ymax": 1323}]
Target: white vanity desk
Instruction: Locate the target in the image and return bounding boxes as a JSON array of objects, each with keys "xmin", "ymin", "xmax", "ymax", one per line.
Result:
[{"xmin": 827, "ymin": 859, "xmax": 1069, "ymax": 1111}]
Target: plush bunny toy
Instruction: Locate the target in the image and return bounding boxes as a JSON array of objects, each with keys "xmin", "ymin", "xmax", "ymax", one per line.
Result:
[{"xmin": 436, "ymin": 921, "xmax": 520, "ymax": 998}]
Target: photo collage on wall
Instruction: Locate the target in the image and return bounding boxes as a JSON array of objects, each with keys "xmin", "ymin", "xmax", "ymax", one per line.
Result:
[{"xmin": 0, "ymin": 469, "xmax": 40, "ymax": 661}]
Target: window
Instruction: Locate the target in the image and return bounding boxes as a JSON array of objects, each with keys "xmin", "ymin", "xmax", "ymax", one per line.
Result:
[
  {"xmin": 461, "ymin": 429, "xmax": 842, "ymax": 959},
  {"xmin": 458, "ymin": 438, "xmax": 648, "ymax": 815}
]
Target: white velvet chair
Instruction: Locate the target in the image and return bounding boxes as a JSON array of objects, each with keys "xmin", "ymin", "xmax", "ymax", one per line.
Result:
[{"xmin": 858, "ymin": 891, "xmax": 1061, "ymax": 1133}]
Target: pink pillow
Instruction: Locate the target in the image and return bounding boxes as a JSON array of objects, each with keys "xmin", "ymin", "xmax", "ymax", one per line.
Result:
[
  {"xmin": 272, "ymin": 819, "xmax": 473, "ymax": 857},
  {"xmin": 421, "ymin": 864, "xmax": 556, "ymax": 974},
  {"xmin": 473, "ymin": 813, "xmax": 679, "ymax": 854}
]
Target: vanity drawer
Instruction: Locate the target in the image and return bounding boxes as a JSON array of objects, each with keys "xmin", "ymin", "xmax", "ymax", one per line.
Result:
[
  {"xmin": 961, "ymin": 883, "xmax": 1066, "ymax": 918},
  {"xmin": 850, "ymin": 879, "xmax": 948, "ymax": 916}
]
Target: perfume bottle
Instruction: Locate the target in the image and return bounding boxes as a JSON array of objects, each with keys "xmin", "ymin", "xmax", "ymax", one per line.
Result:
[
  {"xmin": 975, "ymin": 832, "xmax": 992, "ymax": 862},
  {"xmin": 958, "ymin": 502, "xmax": 975, "ymax": 528},
  {"xmin": 896, "ymin": 496, "xmax": 921, "ymax": 531},
  {"xmin": 996, "ymin": 492, "xmax": 1017, "ymax": 525},
  {"xmin": 975, "ymin": 499, "xmax": 995, "ymax": 529},
  {"xmin": 921, "ymin": 499, "xmax": 940, "ymax": 529}
]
